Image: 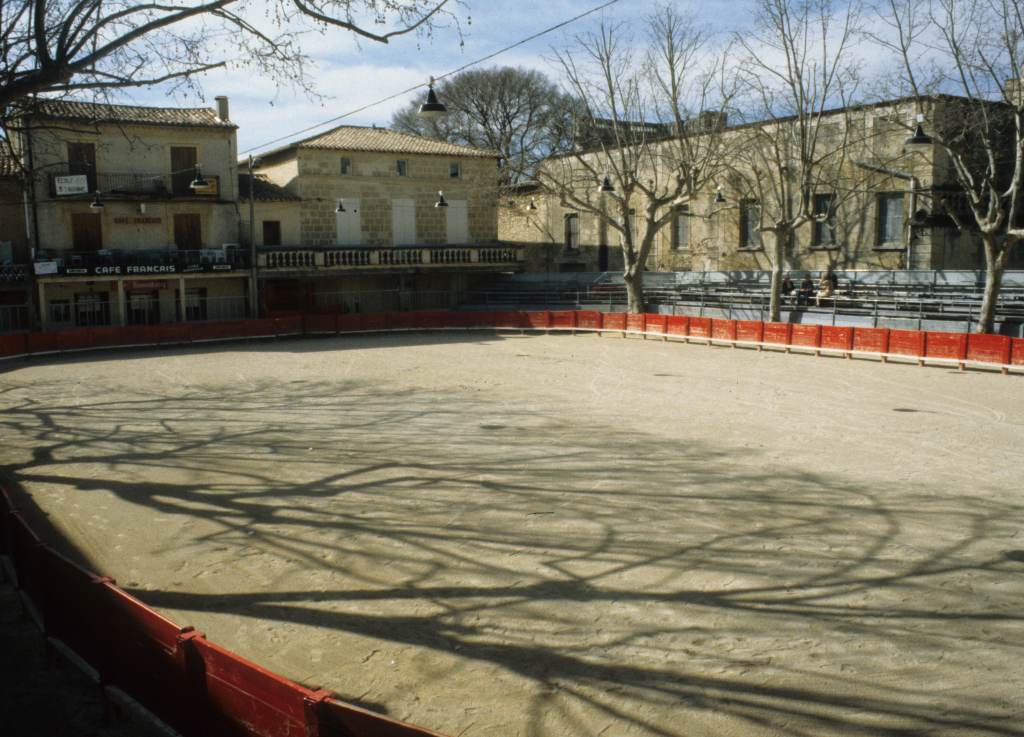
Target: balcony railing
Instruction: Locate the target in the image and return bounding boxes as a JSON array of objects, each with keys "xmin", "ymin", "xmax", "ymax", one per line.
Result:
[
  {"xmin": 47, "ymin": 169, "xmax": 221, "ymax": 198},
  {"xmin": 0, "ymin": 264, "xmax": 28, "ymax": 282},
  {"xmin": 258, "ymin": 245, "xmax": 524, "ymax": 272},
  {"xmin": 34, "ymin": 247, "xmax": 250, "ymax": 277}
]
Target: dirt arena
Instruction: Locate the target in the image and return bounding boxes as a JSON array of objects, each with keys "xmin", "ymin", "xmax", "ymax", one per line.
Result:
[{"xmin": 1, "ymin": 331, "xmax": 1022, "ymax": 737}]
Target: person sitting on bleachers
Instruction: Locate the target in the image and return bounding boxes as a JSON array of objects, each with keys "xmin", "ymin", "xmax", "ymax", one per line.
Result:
[
  {"xmin": 797, "ymin": 276, "xmax": 815, "ymax": 305},
  {"xmin": 816, "ymin": 269, "xmax": 838, "ymax": 305}
]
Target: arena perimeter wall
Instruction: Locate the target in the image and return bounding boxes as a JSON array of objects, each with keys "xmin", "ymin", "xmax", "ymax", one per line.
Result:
[{"xmin": 0, "ymin": 310, "xmax": 1021, "ymax": 735}]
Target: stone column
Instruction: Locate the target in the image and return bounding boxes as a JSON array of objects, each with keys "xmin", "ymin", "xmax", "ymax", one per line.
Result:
[
  {"xmin": 178, "ymin": 276, "xmax": 187, "ymax": 322},
  {"xmin": 116, "ymin": 279, "xmax": 126, "ymax": 326}
]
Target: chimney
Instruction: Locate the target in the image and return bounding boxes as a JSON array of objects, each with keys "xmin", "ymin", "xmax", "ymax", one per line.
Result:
[{"xmin": 214, "ymin": 96, "xmax": 229, "ymax": 121}]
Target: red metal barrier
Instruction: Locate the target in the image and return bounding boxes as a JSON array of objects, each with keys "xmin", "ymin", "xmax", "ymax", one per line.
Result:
[
  {"xmin": 735, "ymin": 320, "xmax": 763, "ymax": 343},
  {"xmin": 275, "ymin": 316, "xmax": 304, "ymax": 337},
  {"xmin": 323, "ymin": 700, "xmax": 447, "ymax": 737},
  {"xmin": 625, "ymin": 313, "xmax": 645, "ymax": 333},
  {"xmin": 853, "ymin": 327, "xmax": 889, "ymax": 354},
  {"xmin": 762, "ymin": 322, "xmax": 792, "ymax": 345},
  {"xmin": 26, "ymin": 330, "xmax": 60, "ymax": 354},
  {"xmin": 0, "ymin": 332, "xmax": 28, "ymax": 358},
  {"xmin": 523, "ymin": 311, "xmax": 551, "ymax": 329},
  {"xmin": 337, "ymin": 314, "xmax": 363, "ymax": 333},
  {"xmin": 790, "ymin": 324, "xmax": 822, "ymax": 349},
  {"xmin": 157, "ymin": 323, "xmax": 192, "ymax": 345},
  {"xmin": 821, "ymin": 326, "xmax": 854, "ymax": 352},
  {"xmin": 689, "ymin": 317, "xmax": 712, "ymax": 339},
  {"xmin": 191, "ymin": 321, "xmax": 247, "ymax": 343},
  {"xmin": 362, "ymin": 314, "xmax": 388, "ymax": 332},
  {"xmin": 90, "ymin": 325, "xmax": 152, "ymax": 348},
  {"xmin": 575, "ymin": 311, "xmax": 602, "ymax": 331},
  {"xmin": 602, "ymin": 312, "xmax": 626, "ymax": 331},
  {"xmin": 925, "ymin": 331, "xmax": 968, "ymax": 361},
  {"xmin": 55, "ymin": 328, "xmax": 94, "ymax": 352},
  {"xmin": 304, "ymin": 314, "xmax": 339, "ymax": 335},
  {"xmin": 888, "ymin": 329, "xmax": 926, "ymax": 358},
  {"xmin": 666, "ymin": 315, "xmax": 688, "ymax": 337},
  {"xmin": 1012, "ymin": 338, "xmax": 1024, "ymax": 366},
  {"xmin": 644, "ymin": 314, "xmax": 668, "ymax": 335},
  {"xmin": 549, "ymin": 310, "xmax": 576, "ymax": 329},
  {"xmin": 711, "ymin": 319, "xmax": 737, "ymax": 342},
  {"xmin": 967, "ymin": 334, "xmax": 1011, "ymax": 365},
  {"xmin": 491, "ymin": 311, "xmax": 525, "ymax": 329}
]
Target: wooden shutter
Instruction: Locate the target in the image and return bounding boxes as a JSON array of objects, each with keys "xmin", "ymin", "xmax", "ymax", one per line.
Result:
[
  {"xmin": 71, "ymin": 213, "xmax": 102, "ymax": 251},
  {"xmin": 170, "ymin": 146, "xmax": 197, "ymax": 195},
  {"xmin": 68, "ymin": 143, "xmax": 97, "ymax": 191},
  {"xmin": 173, "ymin": 213, "xmax": 202, "ymax": 250},
  {"xmin": 262, "ymin": 220, "xmax": 282, "ymax": 246}
]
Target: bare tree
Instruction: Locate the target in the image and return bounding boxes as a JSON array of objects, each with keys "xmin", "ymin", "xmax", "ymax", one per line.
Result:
[
  {"xmin": 538, "ymin": 6, "xmax": 731, "ymax": 313},
  {"xmin": 872, "ymin": 0, "xmax": 1024, "ymax": 333},
  {"xmin": 729, "ymin": 0, "xmax": 864, "ymax": 322},
  {"xmin": 0, "ymin": 1, "xmax": 456, "ymax": 114},
  {"xmin": 390, "ymin": 66, "xmax": 575, "ymax": 186}
]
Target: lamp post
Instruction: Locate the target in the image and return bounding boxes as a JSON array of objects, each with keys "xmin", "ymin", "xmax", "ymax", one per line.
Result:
[{"xmin": 247, "ymin": 155, "xmax": 260, "ymax": 318}]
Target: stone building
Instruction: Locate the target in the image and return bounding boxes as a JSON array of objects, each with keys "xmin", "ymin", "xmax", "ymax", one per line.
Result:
[
  {"xmin": 500, "ymin": 94, "xmax": 1014, "ymax": 275},
  {"xmin": 13, "ymin": 98, "xmax": 251, "ymax": 328},
  {"xmin": 0, "ymin": 153, "xmax": 31, "ymax": 329},
  {"xmin": 250, "ymin": 125, "xmax": 521, "ymax": 314}
]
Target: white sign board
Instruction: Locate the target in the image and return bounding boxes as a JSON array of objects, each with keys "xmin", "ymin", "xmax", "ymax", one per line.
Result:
[
  {"xmin": 34, "ymin": 261, "xmax": 59, "ymax": 275},
  {"xmin": 55, "ymin": 174, "xmax": 89, "ymax": 196}
]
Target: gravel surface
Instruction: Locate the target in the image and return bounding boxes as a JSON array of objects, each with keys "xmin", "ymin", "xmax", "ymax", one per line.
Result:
[{"xmin": 1, "ymin": 332, "xmax": 1022, "ymax": 737}]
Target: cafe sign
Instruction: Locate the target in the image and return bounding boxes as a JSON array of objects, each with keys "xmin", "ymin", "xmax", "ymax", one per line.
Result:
[{"xmin": 54, "ymin": 175, "xmax": 89, "ymax": 196}]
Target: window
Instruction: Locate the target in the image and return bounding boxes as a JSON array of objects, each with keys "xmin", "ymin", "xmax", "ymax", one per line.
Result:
[
  {"xmin": 391, "ymin": 198, "xmax": 416, "ymax": 245},
  {"xmin": 126, "ymin": 290, "xmax": 159, "ymax": 325},
  {"xmin": 71, "ymin": 213, "xmax": 102, "ymax": 251},
  {"xmin": 396, "ymin": 160, "xmax": 407, "ymax": 177},
  {"xmin": 170, "ymin": 146, "xmax": 198, "ymax": 195},
  {"xmin": 449, "ymin": 161, "xmax": 461, "ymax": 178},
  {"xmin": 49, "ymin": 300, "xmax": 72, "ymax": 325},
  {"xmin": 812, "ymin": 193, "xmax": 837, "ymax": 247},
  {"xmin": 564, "ymin": 213, "xmax": 580, "ymax": 250},
  {"xmin": 877, "ymin": 192, "xmax": 904, "ymax": 247},
  {"xmin": 262, "ymin": 220, "xmax": 282, "ymax": 246},
  {"xmin": 176, "ymin": 287, "xmax": 208, "ymax": 322},
  {"xmin": 673, "ymin": 206, "xmax": 690, "ymax": 250},
  {"xmin": 340, "ymin": 157, "xmax": 351, "ymax": 175},
  {"xmin": 173, "ymin": 213, "xmax": 202, "ymax": 250},
  {"xmin": 740, "ymin": 200, "xmax": 762, "ymax": 249},
  {"xmin": 67, "ymin": 142, "xmax": 96, "ymax": 191},
  {"xmin": 74, "ymin": 293, "xmax": 110, "ymax": 327}
]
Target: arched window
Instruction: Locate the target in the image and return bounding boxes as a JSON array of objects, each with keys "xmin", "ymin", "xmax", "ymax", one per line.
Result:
[{"xmin": 564, "ymin": 213, "xmax": 580, "ymax": 250}]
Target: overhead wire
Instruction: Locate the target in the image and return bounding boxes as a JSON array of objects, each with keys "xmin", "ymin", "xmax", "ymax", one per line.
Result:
[{"xmin": 239, "ymin": 0, "xmax": 621, "ymax": 156}]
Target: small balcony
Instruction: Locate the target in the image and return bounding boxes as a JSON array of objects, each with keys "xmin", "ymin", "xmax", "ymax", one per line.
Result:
[
  {"xmin": 47, "ymin": 169, "xmax": 221, "ymax": 199},
  {"xmin": 258, "ymin": 244, "xmax": 524, "ymax": 273},
  {"xmin": 33, "ymin": 247, "xmax": 250, "ymax": 278}
]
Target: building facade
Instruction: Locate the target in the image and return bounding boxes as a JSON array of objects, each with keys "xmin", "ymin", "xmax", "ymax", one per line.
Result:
[
  {"xmin": 250, "ymin": 125, "xmax": 520, "ymax": 314},
  {"xmin": 15, "ymin": 98, "xmax": 251, "ymax": 329},
  {"xmin": 0, "ymin": 154, "xmax": 31, "ymax": 330}
]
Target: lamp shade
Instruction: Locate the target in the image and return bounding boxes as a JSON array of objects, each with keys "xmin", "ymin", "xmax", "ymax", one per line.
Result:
[
  {"xmin": 435, "ymin": 190, "xmax": 449, "ymax": 208},
  {"xmin": 419, "ymin": 84, "xmax": 447, "ymax": 119}
]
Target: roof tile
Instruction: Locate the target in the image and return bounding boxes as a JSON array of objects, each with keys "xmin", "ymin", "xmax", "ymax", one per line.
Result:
[
  {"xmin": 31, "ymin": 99, "xmax": 235, "ymax": 129},
  {"xmin": 296, "ymin": 126, "xmax": 497, "ymax": 158}
]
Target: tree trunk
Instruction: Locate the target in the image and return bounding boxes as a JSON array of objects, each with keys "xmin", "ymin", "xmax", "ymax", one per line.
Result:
[
  {"xmin": 624, "ymin": 262, "xmax": 645, "ymax": 314},
  {"xmin": 976, "ymin": 235, "xmax": 1006, "ymax": 334},
  {"xmin": 767, "ymin": 230, "xmax": 786, "ymax": 322}
]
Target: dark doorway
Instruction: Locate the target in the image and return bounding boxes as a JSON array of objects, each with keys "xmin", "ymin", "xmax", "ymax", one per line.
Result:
[
  {"xmin": 71, "ymin": 213, "xmax": 103, "ymax": 251},
  {"xmin": 173, "ymin": 213, "xmax": 202, "ymax": 250},
  {"xmin": 599, "ymin": 243, "xmax": 609, "ymax": 271}
]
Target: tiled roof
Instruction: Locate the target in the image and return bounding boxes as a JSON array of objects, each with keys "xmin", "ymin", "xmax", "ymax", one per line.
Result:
[
  {"xmin": 290, "ymin": 125, "xmax": 498, "ymax": 158},
  {"xmin": 31, "ymin": 99, "xmax": 236, "ymax": 129},
  {"xmin": 238, "ymin": 173, "xmax": 300, "ymax": 202},
  {"xmin": 0, "ymin": 153, "xmax": 20, "ymax": 178}
]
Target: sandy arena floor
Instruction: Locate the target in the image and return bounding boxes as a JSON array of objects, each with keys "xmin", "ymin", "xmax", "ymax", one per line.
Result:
[{"xmin": 1, "ymin": 331, "xmax": 1023, "ymax": 737}]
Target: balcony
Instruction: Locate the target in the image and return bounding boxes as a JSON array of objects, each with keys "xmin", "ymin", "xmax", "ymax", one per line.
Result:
[
  {"xmin": 0, "ymin": 264, "xmax": 28, "ymax": 283},
  {"xmin": 258, "ymin": 245, "xmax": 524, "ymax": 273},
  {"xmin": 33, "ymin": 247, "xmax": 250, "ymax": 278},
  {"xmin": 47, "ymin": 169, "xmax": 221, "ymax": 199}
]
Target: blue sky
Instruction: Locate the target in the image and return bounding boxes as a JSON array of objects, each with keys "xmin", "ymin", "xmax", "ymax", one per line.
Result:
[{"xmin": 129, "ymin": 0, "xmax": 750, "ymax": 155}]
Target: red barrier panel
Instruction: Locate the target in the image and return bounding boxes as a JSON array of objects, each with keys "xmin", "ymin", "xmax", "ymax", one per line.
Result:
[
  {"xmin": 925, "ymin": 331, "xmax": 968, "ymax": 361},
  {"xmin": 735, "ymin": 320, "xmax": 763, "ymax": 343},
  {"xmin": 7, "ymin": 513, "xmax": 46, "ymax": 611},
  {"xmin": 762, "ymin": 322, "xmax": 792, "ymax": 345},
  {"xmin": 821, "ymin": 326, "xmax": 854, "ymax": 352},
  {"xmin": 275, "ymin": 315, "xmax": 304, "ymax": 337},
  {"xmin": 337, "ymin": 314, "xmax": 363, "ymax": 333},
  {"xmin": 1012, "ymin": 338, "xmax": 1024, "ymax": 366},
  {"xmin": 666, "ymin": 315, "xmax": 689, "ymax": 337},
  {"xmin": 362, "ymin": 314, "xmax": 388, "ymax": 332},
  {"xmin": 888, "ymin": 329, "xmax": 926, "ymax": 357},
  {"xmin": 470, "ymin": 311, "xmax": 499, "ymax": 328},
  {"xmin": 324, "ymin": 699, "xmax": 448, "ymax": 737},
  {"xmin": 645, "ymin": 314, "xmax": 668, "ymax": 335},
  {"xmin": 490, "ymin": 311, "xmax": 524, "ymax": 329},
  {"xmin": 303, "ymin": 313, "xmax": 338, "ymax": 335},
  {"xmin": 689, "ymin": 317, "xmax": 712, "ymax": 339},
  {"xmin": 387, "ymin": 312, "xmax": 422, "ymax": 331},
  {"xmin": 55, "ymin": 328, "xmax": 94, "ymax": 352},
  {"xmin": 191, "ymin": 321, "xmax": 248, "ymax": 343},
  {"xmin": 966, "ymin": 334, "xmax": 1011, "ymax": 365},
  {"xmin": 711, "ymin": 319, "xmax": 737, "ymax": 342},
  {"xmin": 602, "ymin": 312, "xmax": 626, "ymax": 331},
  {"xmin": 625, "ymin": 313, "xmax": 645, "ymax": 333},
  {"xmin": 853, "ymin": 327, "xmax": 889, "ymax": 354},
  {"xmin": 157, "ymin": 323, "xmax": 192, "ymax": 345},
  {"xmin": 575, "ymin": 310, "xmax": 602, "ymax": 331},
  {"xmin": 549, "ymin": 310, "xmax": 576, "ymax": 329},
  {"xmin": 790, "ymin": 324, "xmax": 822, "ymax": 349},
  {"xmin": 89, "ymin": 325, "xmax": 151, "ymax": 348},
  {"xmin": 0, "ymin": 332, "xmax": 28, "ymax": 358},
  {"xmin": 26, "ymin": 330, "xmax": 59, "ymax": 354},
  {"xmin": 523, "ymin": 311, "xmax": 551, "ymax": 329}
]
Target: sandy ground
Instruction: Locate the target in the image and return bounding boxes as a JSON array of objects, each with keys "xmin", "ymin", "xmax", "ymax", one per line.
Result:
[{"xmin": 1, "ymin": 331, "xmax": 1023, "ymax": 737}]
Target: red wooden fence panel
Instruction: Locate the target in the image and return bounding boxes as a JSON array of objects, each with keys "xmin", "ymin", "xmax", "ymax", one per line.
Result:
[
  {"xmin": 303, "ymin": 314, "xmax": 338, "ymax": 335},
  {"xmin": 888, "ymin": 329, "xmax": 926, "ymax": 357},
  {"xmin": 602, "ymin": 312, "xmax": 627, "ymax": 331},
  {"xmin": 575, "ymin": 311, "xmax": 602, "ymax": 330},
  {"xmin": 666, "ymin": 315, "xmax": 689, "ymax": 336},
  {"xmin": 549, "ymin": 311, "xmax": 576, "ymax": 329},
  {"xmin": 1011, "ymin": 338, "xmax": 1024, "ymax": 366},
  {"xmin": 56, "ymin": 328, "xmax": 94, "ymax": 351},
  {"xmin": 645, "ymin": 314, "xmax": 668, "ymax": 335},
  {"xmin": 925, "ymin": 331, "xmax": 968, "ymax": 361},
  {"xmin": 790, "ymin": 324, "xmax": 822, "ymax": 349},
  {"xmin": 965, "ymin": 334, "xmax": 1010, "ymax": 365},
  {"xmin": 274, "ymin": 316, "xmax": 304, "ymax": 337},
  {"xmin": 853, "ymin": 327, "xmax": 888, "ymax": 354},
  {"xmin": 735, "ymin": 320, "xmax": 763, "ymax": 343},
  {"xmin": 157, "ymin": 323, "xmax": 192, "ymax": 345},
  {"xmin": 0, "ymin": 332, "xmax": 27, "ymax": 358},
  {"xmin": 323, "ymin": 698, "xmax": 450, "ymax": 737},
  {"xmin": 711, "ymin": 319, "xmax": 737, "ymax": 342},
  {"xmin": 361, "ymin": 314, "xmax": 388, "ymax": 332},
  {"xmin": 625, "ymin": 313, "xmax": 645, "ymax": 333},
  {"xmin": 820, "ymin": 326, "xmax": 853, "ymax": 352},
  {"xmin": 689, "ymin": 317, "xmax": 712, "ymax": 339},
  {"xmin": 762, "ymin": 322, "xmax": 792, "ymax": 345},
  {"xmin": 523, "ymin": 311, "xmax": 551, "ymax": 329}
]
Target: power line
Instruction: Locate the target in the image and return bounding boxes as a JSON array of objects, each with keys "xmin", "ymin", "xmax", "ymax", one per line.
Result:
[{"xmin": 240, "ymin": 0, "xmax": 621, "ymax": 156}]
